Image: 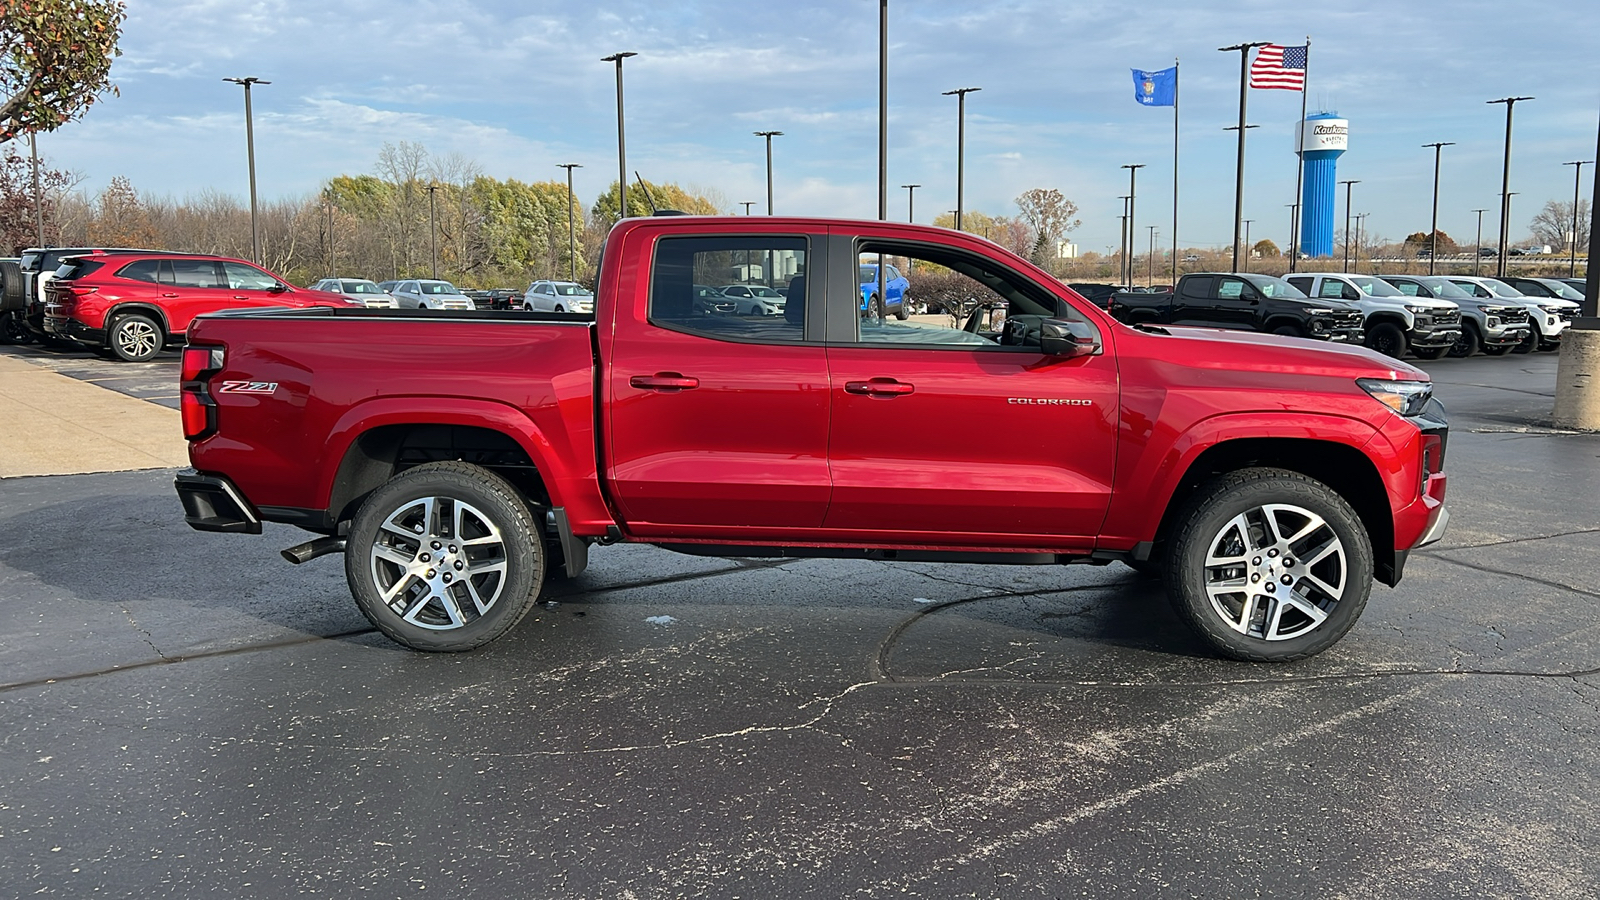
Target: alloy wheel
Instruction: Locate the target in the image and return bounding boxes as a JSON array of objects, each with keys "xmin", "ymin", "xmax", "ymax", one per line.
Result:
[
  {"xmin": 1201, "ymin": 503, "xmax": 1347, "ymax": 641},
  {"xmin": 368, "ymin": 495, "xmax": 509, "ymax": 631}
]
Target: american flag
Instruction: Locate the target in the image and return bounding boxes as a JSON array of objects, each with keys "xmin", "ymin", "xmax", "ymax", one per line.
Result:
[{"xmin": 1250, "ymin": 44, "xmax": 1307, "ymax": 91}]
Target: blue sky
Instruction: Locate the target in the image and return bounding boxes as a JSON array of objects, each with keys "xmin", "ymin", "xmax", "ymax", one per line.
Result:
[{"xmin": 25, "ymin": 0, "xmax": 1600, "ymax": 254}]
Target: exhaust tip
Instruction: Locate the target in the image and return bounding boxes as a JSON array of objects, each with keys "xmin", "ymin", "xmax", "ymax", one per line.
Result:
[{"xmin": 281, "ymin": 536, "xmax": 347, "ymax": 565}]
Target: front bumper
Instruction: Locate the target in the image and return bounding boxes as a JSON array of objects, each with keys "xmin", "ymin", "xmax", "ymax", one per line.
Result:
[
  {"xmin": 1409, "ymin": 327, "xmax": 1462, "ymax": 349},
  {"xmin": 175, "ymin": 470, "xmax": 263, "ymax": 534},
  {"xmin": 1483, "ymin": 323, "xmax": 1530, "ymax": 346}
]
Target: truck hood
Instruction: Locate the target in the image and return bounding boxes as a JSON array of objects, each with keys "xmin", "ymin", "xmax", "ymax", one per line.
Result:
[{"xmin": 1139, "ymin": 323, "xmax": 1428, "ymax": 381}]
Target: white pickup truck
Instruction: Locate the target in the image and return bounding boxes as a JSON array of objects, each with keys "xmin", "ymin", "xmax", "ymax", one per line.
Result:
[{"xmin": 1286, "ymin": 273, "xmax": 1462, "ymax": 360}]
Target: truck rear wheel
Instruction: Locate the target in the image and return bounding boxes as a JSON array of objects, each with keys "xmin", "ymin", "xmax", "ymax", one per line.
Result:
[
  {"xmin": 1164, "ymin": 468, "xmax": 1372, "ymax": 662},
  {"xmin": 346, "ymin": 461, "xmax": 546, "ymax": 652}
]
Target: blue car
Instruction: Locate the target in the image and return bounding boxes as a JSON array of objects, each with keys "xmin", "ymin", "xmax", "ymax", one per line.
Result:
[{"xmin": 859, "ymin": 263, "xmax": 909, "ymax": 320}]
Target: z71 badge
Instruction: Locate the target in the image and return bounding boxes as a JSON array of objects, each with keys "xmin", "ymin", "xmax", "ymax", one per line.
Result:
[{"xmin": 218, "ymin": 380, "xmax": 279, "ymax": 395}]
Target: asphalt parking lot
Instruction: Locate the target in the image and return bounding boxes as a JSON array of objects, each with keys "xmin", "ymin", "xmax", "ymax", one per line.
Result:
[{"xmin": 1, "ymin": 342, "xmax": 1597, "ymax": 898}]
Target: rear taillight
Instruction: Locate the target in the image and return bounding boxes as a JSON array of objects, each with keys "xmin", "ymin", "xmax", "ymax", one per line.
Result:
[{"xmin": 181, "ymin": 345, "xmax": 225, "ymax": 440}]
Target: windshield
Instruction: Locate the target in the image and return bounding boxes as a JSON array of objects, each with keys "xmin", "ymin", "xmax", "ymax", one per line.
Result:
[
  {"xmin": 342, "ymin": 280, "xmax": 382, "ymax": 293},
  {"xmin": 1247, "ymin": 275, "xmax": 1308, "ymax": 299},
  {"xmin": 552, "ymin": 283, "xmax": 592, "ymax": 296},
  {"xmin": 1348, "ymin": 276, "xmax": 1404, "ymax": 297},
  {"xmin": 418, "ymin": 281, "xmax": 460, "ymax": 295},
  {"xmin": 1539, "ymin": 280, "xmax": 1585, "ymax": 302},
  {"xmin": 1480, "ymin": 279, "xmax": 1523, "ymax": 299}
]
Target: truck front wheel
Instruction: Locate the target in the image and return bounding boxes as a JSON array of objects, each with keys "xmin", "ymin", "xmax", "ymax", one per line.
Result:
[
  {"xmin": 1164, "ymin": 468, "xmax": 1372, "ymax": 662},
  {"xmin": 346, "ymin": 461, "xmax": 546, "ymax": 652},
  {"xmin": 1364, "ymin": 322, "xmax": 1408, "ymax": 359}
]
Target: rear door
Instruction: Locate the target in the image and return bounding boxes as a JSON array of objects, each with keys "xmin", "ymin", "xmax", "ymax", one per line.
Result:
[
  {"xmin": 822, "ymin": 231, "xmax": 1118, "ymax": 546},
  {"xmin": 604, "ymin": 231, "xmax": 833, "ymax": 536},
  {"xmin": 159, "ymin": 259, "xmax": 234, "ymax": 333},
  {"xmin": 1171, "ymin": 275, "xmax": 1216, "ymax": 325}
]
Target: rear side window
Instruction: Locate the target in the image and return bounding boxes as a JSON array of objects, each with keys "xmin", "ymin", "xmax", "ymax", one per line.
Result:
[
  {"xmin": 118, "ymin": 260, "xmax": 160, "ymax": 283},
  {"xmin": 649, "ymin": 236, "xmax": 807, "ymax": 344},
  {"xmin": 56, "ymin": 259, "xmax": 104, "ymax": 281},
  {"xmin": 1179, "ymin": 275, "xmax": 1214, "ymax": 299},
  {"xmin": 170, "ymin": 259, "xmax": 223, "ymax": 289},
  {"xmin": 1286, "ymin": 276, "xmax": 1312, "ymax": 294}
]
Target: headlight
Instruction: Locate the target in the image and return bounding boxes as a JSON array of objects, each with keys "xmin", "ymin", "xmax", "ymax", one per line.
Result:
[
  {"xmin": 1357, "ymin": 378, "xmax": 1433, "ymax": 417},
  {"xmin": 1539, "ymin": 304, "xmax": 1564, "ymax": 314},
  {"xmin": 1405, "ymin": 304, "xmax": 1430, "ymax": 314},
  {"xmin": 1305, "ymin": 308, "xmax": 1334, "ymax": 315}
]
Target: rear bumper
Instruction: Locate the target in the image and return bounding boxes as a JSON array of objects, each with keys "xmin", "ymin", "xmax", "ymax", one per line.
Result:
[
  {"xmin": 42, "ymin": 315, "xmax": 105, "ymax": 345},
  {"xmin": 175, "ymin": 469, "xmax": 263, "ymax": 534}
]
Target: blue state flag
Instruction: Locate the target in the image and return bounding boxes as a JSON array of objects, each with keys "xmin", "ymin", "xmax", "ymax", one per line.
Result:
[{"xmin": 1131, "ymin": 67, "xmax": 1176, "ymax": 107}]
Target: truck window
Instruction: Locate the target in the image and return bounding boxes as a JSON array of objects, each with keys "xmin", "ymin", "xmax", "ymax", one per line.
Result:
[
  {"xmin": 852, "ymin": 240, "xmax": 1082, "ymax": 350},
  {"xmin": 649, "ymin": 236, "xmax": 808, "ymax": 344},
  {"xmin": 1317, "ymin": 280, "xmax": 1347, "ymax": 300},
  {"xmin": 1217, "ymin": 278, "xmax": 1246, "ymax": 299},
  {"xmin": 1391, "ymin": 281, "xmax": 1423, "ymax": 297},
  {"xmin": 1180, "ymin": 275, "xmax": 1214, "ymax": 299},
  {"xmin": 1286, "ymin": 276, "xmax": 1312, "ymax": 294}
]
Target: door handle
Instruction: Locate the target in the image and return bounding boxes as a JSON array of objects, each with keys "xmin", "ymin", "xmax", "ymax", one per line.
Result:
[
  {"xmin": 234, "ymin": 295, "xmax": 252, "ymax": 300},
  {"xmin": 845, "ymin": 378, "xmax": 914, "ymax": 397},
  {"xmin": 161, "ymin": 292, "xmax": 179, "ymax": 298},
  {"xmin": 629, "ymin": 373, "xmax": 700, "ymax": 392}
]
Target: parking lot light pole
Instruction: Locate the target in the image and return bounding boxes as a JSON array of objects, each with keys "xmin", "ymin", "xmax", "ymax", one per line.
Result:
[
  {"xmin": 558, "ymin": 163, "xmax": 582, "ymax": 282},
  {"xmin": 223, "ymin": 77, "xmax": 270, "ymax": 264},
  {"xmin": 754, "ymin": 131, "xmax": 783, "ymax": 214},
  {"xmin": 1122, "ymin": 164, "xmax": 1145, "ymax": 285},
  {"xmin": 1552, "ymin": 106, "xmax": 1600, "ymax": 429},
  {"xmin": 1118, "ymin": 196, "xmax": 1130, "ymax": 289},
  {"xmin": 29, "ymin": 132, "xmax": 43, "ymax": 245},
  {"xmin": 1219, "ymin": 42, "xmax": 1269, "ymax": 273},
  {"xmin": 602, "ymin": 52, "xmax": 637, "ymax": 221},
  {"xmin": 426, "ymin": 184, "xmax": 439, "ymax": 279},
  {"xmin": 740, "ymin": 202, "xmax": 755, "ymax": 215},
  {"xmin": 1564, "ymin": 159, "xmax": 1591, "ymax": 277},
  {"xmin": 1147, "ymin": 225, "xmax": 1158, "ymax": 287},
  {"xmin": 1423, "ymin": 142, "xmax": 1455, "ymax": 275},
  {"xmin": 1488, "ymin": 96, "xmax": 1534, "ymax": 278},
  {"xmin": 1242, "ymin": 219, "xmax": 1254, "ymax": 273},
  {"xmin": 1354, "ymin": 213, "xmax": 1369, "ymax": 272},
  {"xmin": 1286, "ymin": 203, "xmax": 1298, "ymax": 266},
  {"xmin": 901, "ymin": 184, "xmax": 920, "ymax": 223},
  {"xmin": 943, "ymin": 87, "xmax": 981, "ymax": 231},
  {"xmin": 1340, "ymin": 179, "xmax": 1360, "ymax": 273},
  {"xmin": 879, "ymin": 0, "xmax": 888, "ymax": 221},
  {"xmin": 1473, "ymin": 208, "xmax": 1489, "ymax": 275}
]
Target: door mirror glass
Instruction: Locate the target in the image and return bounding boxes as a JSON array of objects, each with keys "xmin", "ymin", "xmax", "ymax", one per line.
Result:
[{"xmin": 1038, "ymin": 318, "xmax": 1101, "ymax": 358}]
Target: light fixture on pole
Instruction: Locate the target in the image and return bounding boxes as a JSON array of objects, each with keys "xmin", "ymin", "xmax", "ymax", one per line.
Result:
[
  {"xmin": 1122, "ymin": 163, "xmax": 1146, "ymax": 286},
  {"xmin": 901, "ymin": 184, "xmax": 920, "ymax": 223},
  {"xmin": 754, "ymin": 131, "xmax": 783, "ymax": 215},
  {"xmin": 602, "ymin": 52, "xmax": 638, "ymax": 221},
  {"xmin": 1340, "ymin": 179, "xmax": 1360, "ymax": 273},
  {"xmin": 740, "ymin": 201, "xmax": 755, "ymax": 215},
  {"xmin": 426, "ymin": 184, "xmax": 439, "ymax": 279},
  {"xmin": 942, "ymin": 87, "xmax": 981, "ymax": 231},
  {"xmin": 1423, "ymin": 142, "xmax": 1454, "ymax": 275},
  {"xmin": 1219, "ymin": 42, "xmax": 1271, "ymax": 274},
  {"xmin": 223, "ymin": 76, "xmax": 270, "ymax": 264},
  {"xmin": 557, "ymin": 163, "xmax": 582, "ymax": 282},
  {"xmin": 1488, "ymin": 96, "xmax": 1534, "ymax": 278},
  {"xmin": 1473, "ymin": 208, "xmax": 1489, "ymax": 276},
  {"xmin": 1564, "ymin": 159, "xmax": 1592, "ymax": 278}
]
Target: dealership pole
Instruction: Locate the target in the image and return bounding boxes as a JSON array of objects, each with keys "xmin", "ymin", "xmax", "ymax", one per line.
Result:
[
  {"xmin": 1553, "ymin": 104, "xmax": 1600, "ymax": 429},
  {"xmin": 603, "ymin": 53, "xmax": 637, "ymax": 221},
  {"xmin": 1424, "ymin": 142, "xmax": 1454, "ymax": 275},
  {"xmin": 1219, "ymin": 42, "xmax": 1268, "ymax": 273},
  {"xmin": 1489, "ymin": 96, "xmax": 1533, "ymax": 278}
]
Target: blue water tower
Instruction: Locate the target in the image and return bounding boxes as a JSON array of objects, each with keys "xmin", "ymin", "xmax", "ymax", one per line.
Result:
[{"xmin": 1299, "ymin": 113, "xmax": 1349, "ymax": 258}]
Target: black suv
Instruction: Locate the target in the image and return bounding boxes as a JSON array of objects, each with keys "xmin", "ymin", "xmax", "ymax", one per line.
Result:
[{"xmin": 1108, "ymin": 272, "xmax": 1365, "ymax": 342}]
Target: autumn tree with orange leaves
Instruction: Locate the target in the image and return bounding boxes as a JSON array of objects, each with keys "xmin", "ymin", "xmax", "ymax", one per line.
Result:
[{"xmin": 0, "ymin": 0, "xmax": 125, "ymax": 142}]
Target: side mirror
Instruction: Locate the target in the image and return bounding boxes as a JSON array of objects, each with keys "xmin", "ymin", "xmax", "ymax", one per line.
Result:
[
  {"xmin": 1038, "ymin": 318, "xmax": 1101, "ymax": 358},
  {"xmin": 269, "ymin": 282, "xmax": 289, "ymax": 293}
]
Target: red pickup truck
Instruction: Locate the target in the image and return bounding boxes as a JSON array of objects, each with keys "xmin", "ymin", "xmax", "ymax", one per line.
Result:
[{"xmin": 175, "ymin": 215, "xmax": 1449, "ymax": 662}]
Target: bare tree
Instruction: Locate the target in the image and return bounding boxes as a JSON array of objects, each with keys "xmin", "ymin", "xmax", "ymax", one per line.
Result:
[
  {"xmin": 376, "ymin": 141, "xmax": 428, "ymax": 275},
  {"xmin": 1530, "ymin": 199, "xmax": 1591, "ymax": 252},
  {"xmin": 1013, "ymin": 188, "xmax": 1081, "ymax": 270}
]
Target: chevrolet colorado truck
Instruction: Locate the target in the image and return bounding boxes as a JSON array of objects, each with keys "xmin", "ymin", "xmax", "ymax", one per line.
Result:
[
  {"xmin": 1285, "ymin": 273, "xmax": 1461, "ymax": 360},
  {"xmin": 175, "ymin": 216, "xmax": 1449, "ymax": 662}
]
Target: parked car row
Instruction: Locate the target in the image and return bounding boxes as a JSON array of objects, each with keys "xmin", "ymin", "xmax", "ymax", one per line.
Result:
[{"xmin": 1103, "ymin": 271, "xmax": 1582, "ymax": 360}]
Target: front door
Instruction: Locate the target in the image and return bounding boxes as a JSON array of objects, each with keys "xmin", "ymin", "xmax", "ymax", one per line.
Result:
[
  {"xmin": 605, "ymin": 233, "xmax": 833, "ymax": 537},
  {"xmin": 822, "ymin": 235, "xmax": 1119, "ymax": 546}
]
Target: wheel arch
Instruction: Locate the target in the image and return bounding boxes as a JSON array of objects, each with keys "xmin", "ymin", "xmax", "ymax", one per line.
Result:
[
  {"xmin": 1145, "ymin": 436, "xmax": 1396, "ymax": 586},
  {"xmin": 1262, "ymin": 316, "xmax": 1305, "ymax": 334},
  {"xmin": 106, "ymin": 302, "xmax": 173, "ymax": 338}
]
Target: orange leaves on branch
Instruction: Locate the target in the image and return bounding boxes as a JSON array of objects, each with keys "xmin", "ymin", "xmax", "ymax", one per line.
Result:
[{"xmin": 1, "ymin": 0, "xmax": 125, "ymax": 139}]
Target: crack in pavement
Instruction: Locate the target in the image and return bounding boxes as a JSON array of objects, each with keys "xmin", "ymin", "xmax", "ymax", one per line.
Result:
[{"xmin": 1420, "ymin": 526, "xmax": 1600, "ymax": 553}]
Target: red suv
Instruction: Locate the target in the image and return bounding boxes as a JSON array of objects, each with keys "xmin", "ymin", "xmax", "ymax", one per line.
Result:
[{"xmin": 43, "ymin": 251, "xmax": 360, "ymax": 361}]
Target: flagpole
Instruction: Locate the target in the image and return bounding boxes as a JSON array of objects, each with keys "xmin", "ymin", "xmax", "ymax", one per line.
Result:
[
  {"xmin": 1290, "ymin": 36, "xmax": 1310, "ymax": 271},
  {"xmin": 1172, "ymin": 57, "xmax": 1180, "ymax": 286}
]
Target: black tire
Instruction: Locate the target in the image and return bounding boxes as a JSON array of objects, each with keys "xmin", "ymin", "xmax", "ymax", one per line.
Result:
[
  {"xmin": 1412, "ymin": 346, "xmax": 1448, "ymax": 360},
  {"xmin": 0, "ymin": 259, "xmax": 24, "ymax": 312},
  {"xmin": 893, "ymin": 300, "xmax": 909, "ymax": 321},
  {"xmin": 554, "ymin": 304, "xmax": 565, "ymax": 313},
  {"xmin": 108, "ymin": 313, "xmax": 164, "ymax": 362},
  {"xmin": 1163, "ymin": 467, "xmax": 1373, "ymax": 662},
  {"xmin": 1448, "ymin": 323, "xmax": 1481, "ymax": 358},
  {"xmin": 1364, "ymin": 321, "xmax": 1408, "ymax": 359},
  {"xmin": 867, "ymin": 295, "xmax": 885, "ymax": 320},
  {"xmin": 1513, "ymin": 323, "xmax": 1539, "ymax": 354},
  {"xmin": 346, "ymin": 461, "xmax": 546, "ymax": 652},
  {"xmin": 1271, "ymin": 324, "xmax": 1304, "ymax": 338},
  {"xmin": 1482, "ymin": 344, "xmax": 1514, "ymax": 356}
]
